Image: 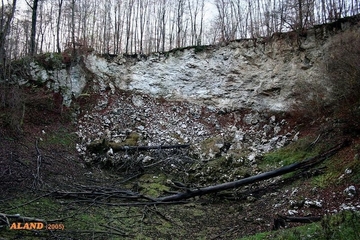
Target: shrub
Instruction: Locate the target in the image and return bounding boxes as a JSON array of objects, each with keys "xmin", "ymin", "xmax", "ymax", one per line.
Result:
[
  {"xmin": 325, "ymin": 30, "xmax": 360, "ymax": 133},
  {"xmin": 34, "ymin": 52, "xmax": 64, "ymax": 70},
  {"xmin": 0, "ymin": 84, "xmax": 25, "ymax": 134},
  {"xmin": 325, "ymin": 30, "xmax": 360, "ymax": 105}
]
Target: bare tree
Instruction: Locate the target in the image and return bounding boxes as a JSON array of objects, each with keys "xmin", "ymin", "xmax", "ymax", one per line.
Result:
[
  {"xmin": 114, "ymin": 0, "xmax": 124, "ymax": 54},
  {"xmin": 71, "ymin": 0, "xmax": 76, "ymax": 54},
  {"xmin": 56, "ymin": 0, "xmax": 63, "ymax": 53},
  {"xmin": 0, "ymin": 0, "xmax": 17, "ymax": 77},
  {"xmin": 176, "ymin": 0, "xmax": 185, "ymax": 48},
  {"xmin": 125, "ymin": 0, "xmax": 135, "ymax": 54},
  {"xmin": 138, "ymin": 0, "xmax": 149, "ymax": 54},
  {"xmin": 28, "ymin": 0, "xmax": 39, "ymax": 56},
  {"xmin": 2, "ymin": 0, "xmax": 360, "ymax": 58}
]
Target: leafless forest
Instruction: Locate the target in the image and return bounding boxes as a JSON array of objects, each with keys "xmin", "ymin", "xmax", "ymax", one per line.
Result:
[{"xmin": 0, "ymin": 0, "xmax": 359, "ymax": 63}]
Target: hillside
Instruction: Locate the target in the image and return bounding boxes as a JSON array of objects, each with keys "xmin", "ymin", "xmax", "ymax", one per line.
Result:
[{"xmin": 1, "ymin": 16, "xmax": 360, "ymax": 239}]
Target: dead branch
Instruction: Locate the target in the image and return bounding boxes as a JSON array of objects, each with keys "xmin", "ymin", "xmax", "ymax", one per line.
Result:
[
  {"xmin": 99, "ymin": 223, "xmax": 128, "ymax": 236},
  {"xmin": 32, "ymin": 138, "xmax": 43, "ymax": 189},
  {"xmin": 0, "ymin": 212, "xmax": 47, "ymax": 225},
  {"xmin": 155, "ymin": 141, "xmax": 349, "ymax": 202},
  {"xmin": 279, "ymin": 215, "xmax": 322, "ymax": 223},
  {"xmin": 110, "ymin": 144, "xmax": 190, "ymax": 152},
  {"xmin": 57, "ymin": 230, "xmax": 131, "ymax": 237},
  {"xmin": 273, "ymin": 215, "xmax": 322, "ymax": 230},
  {"xmin": 87, "ymin": 139, "xmax": 190, "ymax": 153},
  {"xmin": 61, "ymin": 200, "xmax": 188, "ymax": 206},
  {"xmin": 51, "ymin": 188, "xmax": 156, "ymax": 202},
  {"xmin": 48, "ymin": 141, "xmax": 348, "ymax": 207},
  {"xmin": 4, "ymin": 192, "xmax": 53, "ymax": 211}
]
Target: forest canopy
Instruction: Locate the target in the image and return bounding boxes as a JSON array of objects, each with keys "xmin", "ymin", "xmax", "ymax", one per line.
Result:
[{"xmin": 0, "ymin": 0, "xmax": 359, "ymax": 63}]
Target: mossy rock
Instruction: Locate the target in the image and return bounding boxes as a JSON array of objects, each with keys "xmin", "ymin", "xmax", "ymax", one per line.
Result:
[
  {"xmin": 123, "ymin": 132, "xmax": 140, "ymax": 146},
  {"xmin": 34, "ymin": 52, "xmax": 64, "ymax": 70},
  {"xmin": 188, "ymin": 156, "xmax": 253, "ymax": 184},
  {"xmin": 87, "ymin": 139, "xmax": 109, "ymax": 154},
  {"xmin": 200, "ymin": 136, "xmax": 225, "ymax": 159},
  {"xmin": 87, "ymin": 132, "xmax": 140, "ymax": 154}
]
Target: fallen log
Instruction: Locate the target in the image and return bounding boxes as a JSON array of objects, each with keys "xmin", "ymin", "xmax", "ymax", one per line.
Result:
[
  {"xmin": 0, "ymin": 212, "xmax": 48, "ymax": 227},
  {"xmin": 280, "ymin": 215, "xmax": 322, "ymax": 223},
  {"xmin": 109, "ymin": 143, "xmax": 190, "ymax": 152},
  {"xmin": 155, "ymin": 140, "xmax": 349, "ymax": 202},
  {"xmin": 87, "ymin": 138, "xmax": 190, "ymax": 153},
  {"xmin": 273, "ymin": 215, "xmax": 322, "ymax": 230}
]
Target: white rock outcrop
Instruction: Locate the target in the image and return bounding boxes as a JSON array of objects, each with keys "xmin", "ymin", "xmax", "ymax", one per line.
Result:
[
  {"xmin": 19, "ymin": 22, "xmax": 360, "ymax": 112},
  {"xmin": 83, "ymin": 35, "xmax": 330, "ymax": 112}
]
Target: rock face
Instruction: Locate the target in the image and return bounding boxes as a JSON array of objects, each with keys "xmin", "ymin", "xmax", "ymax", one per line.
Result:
[
  {"xmin": 83, "ymin": 34, "xmax": 329, "ymax": 112},
  {"xmin": 15, "ymin": 21, "xmax": 359, "ymax": 165},
  {"xmin": 16, "ymin": 17, "xmax": 360, "ymax": 113},
  {"xmin": 18, "ymin": 23, "xmax": 351, "ymax": 111}
]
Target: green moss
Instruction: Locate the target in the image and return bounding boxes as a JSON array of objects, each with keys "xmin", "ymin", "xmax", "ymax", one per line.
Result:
[
  {"xmin": 123, "ymin": 132, "xmax": 139, "ymax": 146},
  {"xmin": 34, "ymin": 52, "xmax": 64, "ymax": 70},
  {"xmin": 200, "ymin": 136, "xmax": 224, "ymax": 157},
  {"xmin": 311, "ymin": 167, "xmax": 340, "ymax": 188},
  {"xmin": 42, "ymin": 127, "xmax": 77, "ymax": 150},
  {"xmin": 194, "ymin": 45, "xmax": 209, "ymax": 53},
  {"xmin": 142, "ymin": 182, "xmax": 170, "ymax": 197},
  {"xmin": 5, "ymin": 196, "xmax": 62, "ymax": 217},
  {"xmin": 260, "ymin": 138, "xmax": 321, "ymax": 169},
  {"xmin": 311, "ymin": 152, "xmax": 360, "ymax": 188},
  {"xmin": 155, "ymin": 221, "xmax": 172, "ymax": 233},
  {"xmin": 165, "ymin": 44, "xmax": 210, "ymax": 55},
  {"xmin": 191, "ymin": 208, "xmax": 205, "ymax": 217},
  {"xmin": 349, "ymin": 160, "xmax": 360, "ymax": 182},
  {"xmin": 0, "ymin": 194, "xmax": 147, "ymax": 239},
  {"xmin": 170, "ymin": 132, "xmax": 185, "ymax": 143},
  {"xmin": 11, "ymin": 56, "xmax": 32, "ymax": 72},
  {"xmin": 188, "ymin": 155, "xmax": 253, "ymax": 184},
  {"xmin": 240, "ymin": 211, "xmax": 360, "ymax": 240},
  {"xmin": 137, "ymin": 174, "xmax": 170, "ymax": 197}
]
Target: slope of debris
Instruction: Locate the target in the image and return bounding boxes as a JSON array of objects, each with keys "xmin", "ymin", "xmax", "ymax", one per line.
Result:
[{"xmin": 75, "ymin": 86, "xmax": 298, "ymax": 173}]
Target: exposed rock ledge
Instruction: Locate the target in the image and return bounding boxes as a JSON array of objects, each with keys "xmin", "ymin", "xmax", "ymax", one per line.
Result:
[
  {"xmin": 17, "ymin": 20, "xmax": 359, "ymax": 111},
  {"xmin": 84, "ymin": 35, "xmax": 327, "ymax": 112}
]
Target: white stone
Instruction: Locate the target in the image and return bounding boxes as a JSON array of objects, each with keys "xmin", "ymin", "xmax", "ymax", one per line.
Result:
[
  {"xmin": 339, "ymin": 203, "xmax": 356, "ymax": 211},
  {"xmin": 344, "ymin": 186, "xmax": 356, "ymax": 197},
  {"xmin": 247, "ymin": 152, "xmax": 257, "ymax": 162},
  {"xmin": 288, "ymin": 210, "xmax": 298, "ymax": 215}
]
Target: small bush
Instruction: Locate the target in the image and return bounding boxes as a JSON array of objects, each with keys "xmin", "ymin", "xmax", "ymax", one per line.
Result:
[
  {"xmin": 241, "ymin": 211, "xmax": 360, "ymax": 240},
  {"xmin": 34, "ymin": 52, "xmax": 64, "ymax": 70},
  {"xmin": 0, "ymin": 84, "xmax": 25, "ymax": 134},
  {"xmin": 290, "ymin": 80, "xmax": 330, "ymax": 121},
  {"xmin": 326, "ymin": 30, "xmax": 360, "ymax": 105},
  {"xmin": 325, "ymin": 30, "xmax": 360, "ymax": 133}
]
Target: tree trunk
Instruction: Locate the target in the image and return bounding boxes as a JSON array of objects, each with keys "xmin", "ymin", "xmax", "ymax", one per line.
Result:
[
  {"xmin": 87, "ymin": 139, "xmax": 190, "ymax": 153},
  {"xmin": 56, "ymin": 0, "xmax": 63, "ymax": 53},
  {"xmin": 155, "ymin": 141, "xmax": 348, "ymax": 202},
  {"xmin": 0, "ymin": 0, "xmax": 17, "ymax": 70},
  {"xmin": 30, "ymin": 0, "xmax": 39, "ymax": 56}
]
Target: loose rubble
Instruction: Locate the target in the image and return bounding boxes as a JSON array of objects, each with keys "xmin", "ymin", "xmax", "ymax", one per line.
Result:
[{"xmin": 75, "ymin": 88, "xmax": 297, "ymax": 169}]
